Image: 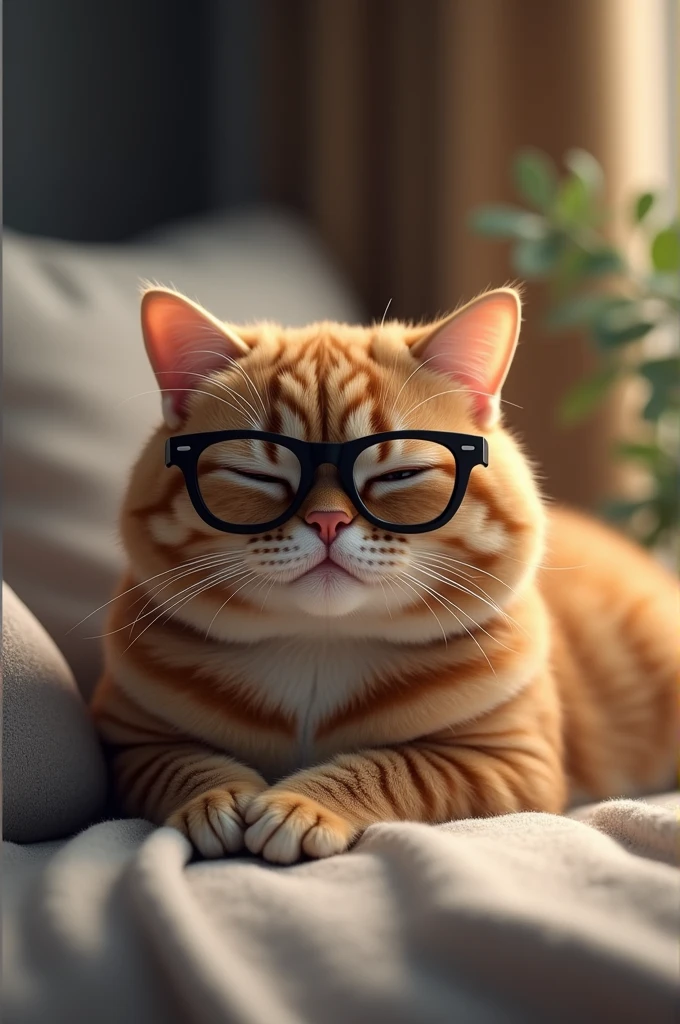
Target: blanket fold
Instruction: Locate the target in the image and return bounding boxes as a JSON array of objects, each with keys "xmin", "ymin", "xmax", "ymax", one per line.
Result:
[{"xmin": 3, "ymin": 799, "xmax": 678, "ymax": 1024}]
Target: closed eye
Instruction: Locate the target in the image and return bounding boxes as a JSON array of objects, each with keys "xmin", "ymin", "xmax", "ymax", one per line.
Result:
[
  {"xmin": 230, "ymin": 468, "xmax": 287, "ymax": 485},
  {"xmin": 369, "ymin": 467, "xmax": 429, "ymax": 484}
]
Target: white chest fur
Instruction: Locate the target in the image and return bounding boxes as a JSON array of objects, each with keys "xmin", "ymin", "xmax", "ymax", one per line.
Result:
[{"xmin": 206, "ymin": 638, "xmax": 401, "ymax": 758}]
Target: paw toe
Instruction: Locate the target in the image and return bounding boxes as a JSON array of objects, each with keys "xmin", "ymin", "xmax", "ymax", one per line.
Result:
[
  {"xmin": 167, "ymin": 787, "xmax": 250, "ymax": 858},
  {"xmin": 302, "ymin": 820, "xmax": 350, "ymax": 859},
  {"xmin": 244, "ymin": 792, "xmax": 354, "ymax": 864},
  {"xmin": 243, "ymin": 805, "xmax": 287, "ymax": 855}
]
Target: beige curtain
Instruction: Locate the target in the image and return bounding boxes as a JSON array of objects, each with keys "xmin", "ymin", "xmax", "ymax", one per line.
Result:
[{"xmin": 261, "ymin": 0, "xmax": 672, "ymax": 511}]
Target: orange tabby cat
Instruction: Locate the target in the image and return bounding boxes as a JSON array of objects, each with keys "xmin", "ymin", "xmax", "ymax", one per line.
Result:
[{"xmin": 90, "ymin": 286, "xmax": 679, "ymax": 864}]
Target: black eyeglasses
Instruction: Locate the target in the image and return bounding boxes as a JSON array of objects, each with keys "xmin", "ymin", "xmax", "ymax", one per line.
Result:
[{"xmin": 165, "ymin": 430, "xmax": 488, "ymax": 535}]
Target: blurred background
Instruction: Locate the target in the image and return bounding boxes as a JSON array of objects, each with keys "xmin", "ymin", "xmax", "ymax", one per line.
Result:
[{"xmin": 3, "ymin": 0, "xmax": 678, "ymax": 687}]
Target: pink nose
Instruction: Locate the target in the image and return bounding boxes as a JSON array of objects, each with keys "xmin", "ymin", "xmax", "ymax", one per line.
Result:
[{"xmin": 305, "ymin": 510, "xmax": 353, "ymax": 545}]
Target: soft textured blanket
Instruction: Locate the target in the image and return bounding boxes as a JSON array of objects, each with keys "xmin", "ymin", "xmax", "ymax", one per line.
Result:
[{"xmin": 3, "ymin": 797, "xmax": 678, "ymax": 1024}]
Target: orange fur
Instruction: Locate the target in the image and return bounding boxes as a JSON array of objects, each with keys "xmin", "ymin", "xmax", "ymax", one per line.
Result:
[{"xmin": 90, "ymin": 288, "xmax": 679, "ymax": 864}]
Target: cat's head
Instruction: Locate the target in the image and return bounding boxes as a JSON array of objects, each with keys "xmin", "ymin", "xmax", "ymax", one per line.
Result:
[{"xmin": 121, "ymin": 287, "xmax": 544, "ymax": 644}]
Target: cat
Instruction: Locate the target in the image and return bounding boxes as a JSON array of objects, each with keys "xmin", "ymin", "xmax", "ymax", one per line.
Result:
[{"xmin": 90, "ymin": 285, "xmax": 679, "ymax": 864}]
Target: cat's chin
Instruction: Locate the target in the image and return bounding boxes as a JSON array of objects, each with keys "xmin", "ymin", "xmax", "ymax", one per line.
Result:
[{"xmin": 284, "ymin": 565, "xmax": 369, "ymax": 617}]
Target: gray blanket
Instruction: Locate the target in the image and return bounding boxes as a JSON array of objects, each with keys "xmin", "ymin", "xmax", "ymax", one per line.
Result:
[{"xmin": 4, "ymin": 796, "xmax": 678, "ymax": 1024}]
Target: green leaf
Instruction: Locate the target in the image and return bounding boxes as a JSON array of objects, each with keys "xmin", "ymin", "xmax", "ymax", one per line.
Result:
[
  {"xmin": 638, "ymin": 521, "xmax": 665, "ymax": 549},
  {"xmin": 644, "ymin": 272, "xmax": 680, "ymax": 308},
  {"xmin": 511, "ymin": 234, "xmax": 563, "ymax": 278},
  {"xmin": 601, "ymin": 498, "xmax": 651, "ymax": 523},
  {"xmin": 580, "ymin": 246, "xmax": 626, "ymax": 277},
  {"xmin": 639, "ymin": 357, "xmax": 680, "ymax": 382},
  {"xmin": 513, "ymin": 149, "xmax": 558, "ymax": 212},
  {"xmin": 651, "ymin": 225, "xmax": 680, "ymax": 272},
  {"xmin": 546, "ymin": 293, "xmax": 621, "ymax": 330},
  {"xmin": 655, "ymin": 470, "xmax": 680, "ymax": 521},
  {"xmin": 554, "ymin": 175, "xmax": 591, "ymax": 227},
  {"xmin": 564, "ymin": 148, "xmax": 604, "ymax": 195},
  {"xmin": 597, "ymin": 319, "xmax": 656, "ymax": 347},
  {"xmin": 615, "ymin": 442, "xmax": 661, "ymax": 464},
  {"xmin": 634, "ymin": 192, "xmax": 656, "ymax": 223},
  {"xmin": 558, "ymin": 367, "xmax": 618, "ymax": 424},
  {"xmin": 468, "ymin": 205, "xmax": 546, "ymax": 240},
  {"xmin": 593, "ymin": 300, "xmax": 656, "ymax": 348},
  {"xmin": 555, "ymin": 152, "xmax": 606, "ymax": 229},
  {"xmin": 552, "ymin": 246, "xmax": 590, "ymax": 294},
  {"xmin": 639, "ymin": 358, "xmax": 680, "ymax": 421}
]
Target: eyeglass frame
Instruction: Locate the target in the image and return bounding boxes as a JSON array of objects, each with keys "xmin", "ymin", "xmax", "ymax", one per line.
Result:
[{"xmin": 165, "ymin": 429, "xmax": 488, "ymax": 535}]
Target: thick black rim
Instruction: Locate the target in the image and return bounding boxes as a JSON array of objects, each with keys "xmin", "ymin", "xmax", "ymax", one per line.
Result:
[{"xmin": 165, "ymin": 429, "xmax": 488, "ymax": 535}]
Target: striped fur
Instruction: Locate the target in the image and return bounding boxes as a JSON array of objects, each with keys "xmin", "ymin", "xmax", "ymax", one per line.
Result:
[{"xmin": 90, "ymin": 288, "xmax": 679, "ymax": 863}]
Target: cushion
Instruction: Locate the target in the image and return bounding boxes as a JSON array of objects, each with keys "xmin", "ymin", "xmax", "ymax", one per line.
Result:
[
  {"xmin": 2, "ymin": 583, "xmax": 108, "ymax": 843},
  {"xmin": 4, "ymin": 208, "xmax": 362, "ymax": 697}
]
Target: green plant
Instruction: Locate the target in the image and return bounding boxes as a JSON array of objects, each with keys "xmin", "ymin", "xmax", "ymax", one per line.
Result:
[{"xmin": 470, "ymin": 147, "xmax": 680, "ymax": 549}]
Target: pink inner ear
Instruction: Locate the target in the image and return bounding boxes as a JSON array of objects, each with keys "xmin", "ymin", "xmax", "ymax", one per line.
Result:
[
  {"xmin": 141, "ymin": 290, "xmax": 249, "ymax": 425},
  {"xmin": 414, "ymin": 291, "xmax": 521, "ymax": 427}
]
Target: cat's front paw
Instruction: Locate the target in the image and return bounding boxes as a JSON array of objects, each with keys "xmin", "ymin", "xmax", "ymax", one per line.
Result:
[
  {"xmin": 166, "ymin": 784, "xmax": 264, "ymax": 858},
  {"xmin": 244, "ymin": 790, "xmax": 356, "ymax": 864}
]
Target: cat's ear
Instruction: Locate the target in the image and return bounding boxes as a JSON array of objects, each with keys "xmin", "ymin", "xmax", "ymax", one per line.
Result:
[
  {"xmin": 141, "ymin": 288, "xmax": 251, "ymax": 429},
  {"xmin": 409, "ymin": 288, "xmax": 521, "ymax": 429}
]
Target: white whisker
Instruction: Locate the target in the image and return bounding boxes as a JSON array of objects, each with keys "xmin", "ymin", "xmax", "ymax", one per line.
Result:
[
  {"xmin": 87, "ymin": 561, "xmax": 250, "ymax": 640},
  {"xmin": 412, "ymin": 548, "xmax": 522, "ymax": 596},
  {"xmin": 390, "ymin": 354, "xmax": 441, "ymax": 413},
  {"xmin": 68, "ymin": 550, "xmax": 249, "ymax": 633},
  {"xmin": 408, "ymin": 560, "xmax": 520, "ymax": 630},
  {"xmin": 147, "ymin": 569, "xmax": 252, "ymax": 642},
  {"xmin": 258, "ymin": 573, "xmax": 279, "ymax": 611},
  {"xmin": 123, "ymin": 566, "xmax": 254, "ymax": 650},
  {"xmin": 393, "ymin": 573, "xmax": 449, "ymax": 646},
  {"xmin": 186, "ymin": 344, "xmax": 269, "ymax": 421},
  {"xmin": 205, "ymin": 572, "xmax": 259, "ymax": 637},
  {"xmin": 399, "ymin": 572, "xmax": 495, "ymax": 672},
  {"xmin": 161, "ymin": 369, "xmax": 261, "ymax": 426},
  {"xmin": 374, "ymin": 299, "xmax": 401, "ymax": 414},
  {"xmin": 378, "ymin": 579, "xmax": 394, "ymax": 620},
  {"xmin": 410, "ymin": 550, "xmax": 481, "ymax": 582},
  {"xmin": 407, "ymin": 564, "xmax": 519, "ymax": 652},
  {"xmin": 503, "ymin": 554, "xmax": 588, "ymax": 571},
  {"xmin": 118, "ymin": 387, "xmax": 257, "ymax": 427},
  {"xmin": 403, "ymin": 388, "xmax": 522, "ymax": 419},
  {"xmin": 127, "ymin": 554, "xmax": 250, "ymax": 632},
  {"xmin": 412, "ymin": 554, "xmax": 515, "ymax": 610},
  {"xmin": 409, "ymin": 556, "xmax": 528, "ymax": 639}
]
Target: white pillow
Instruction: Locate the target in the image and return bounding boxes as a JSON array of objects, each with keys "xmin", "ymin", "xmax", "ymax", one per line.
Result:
[
  {"xmin": 4, "ymin": 208, "xmax": 362, "ymax": 697},
  {"xmin": 2, "ymin": 584, "xmax": 108, "ymax": 842}
]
